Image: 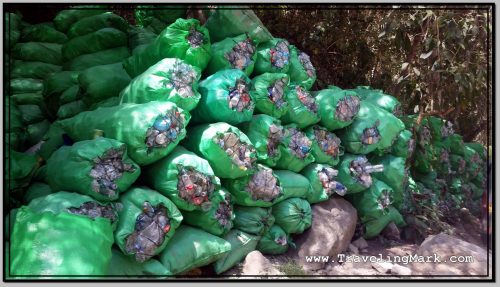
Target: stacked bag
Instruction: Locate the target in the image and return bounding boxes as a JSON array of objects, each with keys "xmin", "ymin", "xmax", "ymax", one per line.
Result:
[{"xmin": 5, "ymin": 5, "xmax": 488, "ymax": 279}]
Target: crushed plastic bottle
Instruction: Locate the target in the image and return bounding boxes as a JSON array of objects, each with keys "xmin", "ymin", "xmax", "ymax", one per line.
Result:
[
  {"xmin": 165, "ymin": 60, "xmax": 198, "ymax": 98},
  {"xmin": 274, "ymin": 235, "xmax": 288, "ymax": 246},
  {"xmin": 270, "ymin": 40, "xmax": 290, "ymax": 69},
  {"xmin": 349, "ymin": 156, "xmax": 384, "ymax": 188},
  {"xmin": 313, "ymin": 127, "xmax": 341, "ymax": 157},
  {"xmin": 225, "ymin": 36, "xmax": 256, "ymax": 70},
  {"xmin": 298, "ymin": 51, "xmax": 315, "ymax": 77},
  {"xmin": 215, "ymin": 132, "xmax": 257, "ymax": 170},
  {"xmin": 267, "ymin": 124, "xmax": 283, "ymax": 157},
  {"xmin": 377, "ymin": 188, "xmax": 392, "ymax": 211},
  {"xmin": 145, "ymin": 110, "xmax": 185, "ymax": 152},
  {"xmin": 286, "ymin": 127, "xmax": 312, "ymax": 159},
  {"xmin": 228, "ymin": 77, "xmax": 252, "ymax": 112},
  {"xmin": 246, "ymin": 168, "xmax": 282, "ymax": 202},
  {"xmin": 67, "ymin": 201, "xmax": 121, "ymax": 223},
  {"xmin": 335, "ymin": 95, "xmax": 360, "ymax": 122},
  {"xmin": 295, "ymin": 86, "xmax": 317, "ymax": 113},
  {"xmin": 317, "ymin": 167, "xmax": 347, "ymax": 196},
  {"xmin": 177, "ymin": 166, "xmax": 215, "ymax": 206},
  {"xmin": 361, "ymin": 121, "xmax": 381, "ymax": 145},
  {"xmin": 90, "ymin": 148, "xmax": 136, "ymax": 198},
  {"xmin": 267, "ymin": 78, "xmax": 287, "ymax": 108},
  {"xmin": 214, "ymin": 194, "xmax": 233, "ymax": 228},
  {"xmin": 125, "ymin": 201, "xmax": 170, "ymax": 262},
  {"xmin": 419, "ymin": 125, "xmax": 432, "ymax": 144},
  {"xmin": 186, "ymin": 26, "xmax": 205, "ymax": 48},
  {"xmin": 441, "ymin": 121, "xmax": 455, "ymax": 138}
]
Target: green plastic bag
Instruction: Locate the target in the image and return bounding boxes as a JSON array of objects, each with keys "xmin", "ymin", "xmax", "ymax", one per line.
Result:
[
  {"xmin": 27, "ymin": 191, "xmax": 120, "ymax": 229},
  {"xmin": 251, "ymin": 72, "xmax": 290, "ymax": 118},
  {"xmin": 253, "ymin": 38, "xmax": 291, "ymax": 75},
  {"xmin": 442, "ymin": 134, "xmax": 465, "ymax": 156},
  {"xmin": 233, "ymin": 206, "xmax": 275, "ymax": 236},
  {"xmin": 67, "ymin": 12, "xmax": 128, "ymax": 39},
  {"xmin": 10, "ymin": 78, "xmax": 44, "ymax": 94},
  {"xmin": 43, "ymin": 71, "xmax": 80, "ymax": 99},
  {"xmin": 272, "ymin": 198, "xmax": 312, "ymax": 235},
  {"xmin": 469, "ymin": 183, "xmax": 484, "ymax": 200},
  {"xmin": 11, "ymin": 92, "xmax": 43, "ymax": 105},
  {"xmin": 5, "ymin": 101, "xmax": 26, "ymax": 150},
  {"xmin": 45, "ymin": 137, "xmax": 141, "ymax": 201},
  {"xmin": 204, "ymin": 8, "xmax": 273, "ymax": 44},
  {"xmin": 158, "ymin": 225, "xmax": 232, "ymax": 275},
  {"xmin": 10, "ymin": 206, "xmax": 114, "ymax": 276},
  {"xmin": 347, "ymin": 178, "xmax": 394, "ymax": 223},
  {"xmin": 115, "ymin": 187, "xmax": 183, "ymax": 262},
  {"xmin": 184, "ymin": 122, "xmax": 257, "ymax": 179},
  {"xmin": 274, "ymin": 170, "xmax": 312, "ymax": 200},
  {"xmin": 337, "ymin": 154, "xmax": 383, "ymax": 194},
  {"xmin": 369, "ymin": 155, "xmax": 407, "ymax": 211},
  {"xmin": 223, "ymin": 164, "xmax": 284, "ymax": 207},
  {"xmin": 142, "ymin": 146, "xmax": 221, "ymax": 211},
  {"xmin": 63, "ymin": 46, "xmax": 130, "ymax": 71},
  {"xmin": 54, "ymin": 7, "xmax": 107, "ymax": 33},
  {"xmin": 413, "ymin": 171, "xmax": 444, "ymax": 194},
  {"xmin": 274, "ymin": 124, "xmax": 315, "ymax": 172},
  {"xmin": 314, "ymin": 88, "xmax": 361, "ymax": 131},
  {"xmin": 5, "ymin": 13, "xmax": 21, "ymax": 48},
  {"xmin": 191, "ymin": 69, "xmax": 254, "ymax": 125},
  {"xmin": 5, "ymin": 208, "xmax": 18, "ymax": 240},
  {"xmin": 26, "ymin": 120, "xmax": 51, "ymax": 146},
  {"xmin": 301, "ymin": 163, "xmax": 347, "ymax": 204},
  {"xmin": 413, "ymin": 146, "xmax": 435, "ymax": 173},
  {"xmin": 123, "ymin": 18, "xmax": 211, "ymax": 77},
  {"xmin": 205, "ymin": 34, "xmax": 257, "ymax": 76},
  {"xmin": 120, "ymin": 58, "xmax": 201, "ymax": 112},
  {"xmin": 21, "ymin": 23, "xmax": 68, "ymax": 44},
  {"xmin": 287, "ymin": 45, "xmax": 316, "ymax": 90},
  {"xmin": 349, "ymin": 86, "xmax": 402, "ymax": 116},
  {"xmin": 391, "ymin": 129, "xmax": 415, "ymax": 158},
  {"xmin": 23, "ymin": 182, "xmax": 53, "ymax": 203},
  {"xmin": 238, "ymin": 114, "xmax": 284, "ymax": 167},
  {"xmin": 337, "ymin": 101, "xmax": 404, "ymax": 154},
  {"xmin": 257, "ymin": 224, "xmax": 293, "ymax": 255},
  {"xmin": 37, "ymin": 123, "xmax": 67, "ymax": 160},
  {"xmin": 181, "ymin": 188, "xmax": 235, "ymax": 236},
  {"xmin": 11, "ymin": 61, "xmax": 61, "ymax": 79},
  {"xmin": 450, "ymin": 154, "xmax": 467, "ymax": 176},
  {"xmin": 107, "ymin": 248, "xmax": 170, "ymax": 276},
  {"xmin": 364, "ymin": 206, "xmax": 406, "ymax": 239},
  {"xmin": 12, "ymin": 42, "xmax": 62, "ymax": 65},
  {"xmin": 59, "ymin": 85, "xmax": 81, "ymax": 104},
  {"xmin": 466, "ymin": 142, "xmax": 487, "ymax": 161},
  {"xmin": 127, "ymin": 26, "xmax": 157, "ymax": 51},
  {"xmin": 305, "ymin": 125, "xmax": 343, "ymax": 166},
  {"xmin": 56, "ymin": 100, "xmax": 88, "ymax": 119},
  {"xmin": 135, "ymin": 5, "xmax": 187, "ymax": 28},
  {"xmin": 79, "ymin": 63, "xmax": 131, "ymax": 106},
  {"xmin": 62, "ymin": 28, "xmax": 128, "ymax": 60},
  {"xmin": 6, "ymin": 149, "xmax": 39, "ymax": 193},
  {"xmin": 19, "ymin": 104, "xmax": 44, "ymax": 125},
  {"xmin": 280, "ymin": 85, "xmax": 320, "ymax": 128},
  {"xmin": 213, "ymin": 229, "xmax": 260, "ymax": 274},
  {"xmin": 59, "ymin": 101, "xmax": 190, "ymax": 165}
]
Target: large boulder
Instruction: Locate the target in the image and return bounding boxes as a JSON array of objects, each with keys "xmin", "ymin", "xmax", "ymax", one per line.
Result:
[
  {"xmin": 241, "ymin": 251, "xmax": 283, "ymax": 277},
  {"xmin": 411, "ymin": 233, "xmax": 489, "ymax": 276},
  {"xmin": 290, "ymin": 196, "xmax": 357, "ymax": 271}
]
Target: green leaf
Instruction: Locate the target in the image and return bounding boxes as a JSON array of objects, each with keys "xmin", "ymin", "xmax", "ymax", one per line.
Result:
[{"xmin": 420, "ymin": 50, "xmax": 433, "ymax": 59}]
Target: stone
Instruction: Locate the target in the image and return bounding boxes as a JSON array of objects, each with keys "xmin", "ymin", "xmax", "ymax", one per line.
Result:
[
  {"xmin": 381, "ymin": 222, "xmax": 401, "ymax": 241},
  {"xmin": 348, "ymin": 244, "xmax": 359, "ymax": 255},
  {"xmin": 352, "ymin": 237, "xmax": 369, "ymax": 249},
  {"xmin": 391, "ymin": 264, "xmax": 412, "ymax": 275},
  {"xmin": 410, "ymin": 233, "xmax": 489, "ymax": 276},
  {"xmin": 241, "ymin": 251, "xmax": 283, "ymax": 276},
  {"xmin": 371, "ymin": 261, "xmax": 393, "ymax": 274},
  {"xmin": 290, "ymin": 196, "xmax": 357, "ymax": 271}
]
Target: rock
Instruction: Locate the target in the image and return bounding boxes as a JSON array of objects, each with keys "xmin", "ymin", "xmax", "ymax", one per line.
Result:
[
  {"xmin": 381, "ymin": 222, "xmax": 401, "ymax": 241},
  {"xmin": 241, "ymin": 251, "xmax": 283, "ymax": 276},
  {"xmin": 411, "ymin": 233, "xmax": 489, "ymax": 276},
  {"xmin": 352, "ymin": 237, "xmax": 369, "ymax": 249},
  {"xmin": 391, "ymin": 264, "xmax": 412, "ymax": 275},
  {"xmin": 290, "ymin": 196, "xmax": 357, "ymax": 271},
  {"xmin": 348, "ymin": 244, "xmax": 359, "ymax": 254},
  {"xmin": 371, "ymin": 261, "xmax": 393, "ymax": 274}
]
